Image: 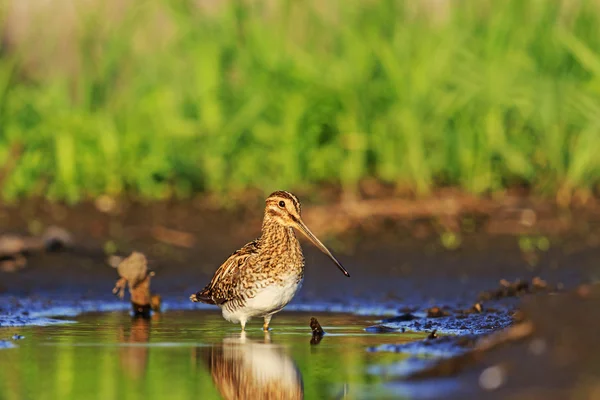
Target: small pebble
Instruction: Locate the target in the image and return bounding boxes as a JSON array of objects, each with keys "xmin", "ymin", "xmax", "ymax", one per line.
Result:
[{"xmin": 310, "ymin": 317, "xmax": 325, "ymax": 336}]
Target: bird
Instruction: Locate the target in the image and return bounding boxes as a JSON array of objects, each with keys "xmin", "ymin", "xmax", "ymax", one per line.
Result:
[
  {"xmin": 190, "ymin": 190, "xmax": 350, "ymax": 331},
  {"xmin": 196, "ymin": 333, "xmax": 304, "ymax": 400}
]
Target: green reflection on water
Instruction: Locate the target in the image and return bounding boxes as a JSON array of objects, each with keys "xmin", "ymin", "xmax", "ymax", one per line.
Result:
[{"xmin": 0, "ymin": 310, "xmax": 423, "ymax": 400}]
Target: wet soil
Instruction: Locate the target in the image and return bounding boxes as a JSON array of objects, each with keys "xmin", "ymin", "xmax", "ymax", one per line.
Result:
[
  {"xmin": 1, "ymin": 199, "xmax": 600, "ymax": 399},
  {"xmin": 384, "ymin": 284, "xmax": 600, "ymax": 399}
]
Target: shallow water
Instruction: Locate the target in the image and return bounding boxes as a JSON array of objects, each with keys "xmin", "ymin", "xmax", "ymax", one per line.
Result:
[{"xmin": 0, "ymin": 310, "xmax": 430, "ymax": 400}]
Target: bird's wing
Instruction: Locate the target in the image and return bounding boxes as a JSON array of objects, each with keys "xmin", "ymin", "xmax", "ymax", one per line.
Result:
[{"xmin": 195, "ymin": 240, "xmax": 259, "ymax": 305}]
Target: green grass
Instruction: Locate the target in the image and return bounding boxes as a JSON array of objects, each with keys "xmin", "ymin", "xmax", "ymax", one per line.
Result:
[{"xmin": 0, "ymin": 0, "xmax": 600, "ymax": 203}]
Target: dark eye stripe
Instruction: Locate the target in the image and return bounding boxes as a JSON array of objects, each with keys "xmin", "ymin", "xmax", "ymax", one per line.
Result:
[{"xmin": 267, "ymin": 208, "xmax": 281, "ymax": 217}]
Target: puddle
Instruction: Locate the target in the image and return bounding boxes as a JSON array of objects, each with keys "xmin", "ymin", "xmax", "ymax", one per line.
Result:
[{"xmin": 0, "ymin": 310, "xmax": 439, "ymax": 400}]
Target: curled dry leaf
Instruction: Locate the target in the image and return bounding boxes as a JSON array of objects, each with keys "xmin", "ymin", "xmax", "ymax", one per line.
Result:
[
  {"xmin": 117, "ymin": 252, "xmax": 148, "ymax": 285},
  {"xmin": 113, "ymin": 252, "xmax": 151, "ymax": 299}
]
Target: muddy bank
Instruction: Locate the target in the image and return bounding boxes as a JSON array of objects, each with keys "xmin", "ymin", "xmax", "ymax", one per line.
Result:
[
  {"xmin": 0, "ymin": 211, "xmax": 596, "ymax": 300},
  {"xmin": 0, "ymin": 197, "xmax": 598, "ymax": 326},
  {"xmin": 1, "ymin": 199, "xmax": 599, "ymax": 398},
  {"xmin": 378, "ymin": 284, "xmax": 600, "ymax": 400},
  {"xmin": 0, "ymin": 231, "xmax": 590, "ymax": 329}
]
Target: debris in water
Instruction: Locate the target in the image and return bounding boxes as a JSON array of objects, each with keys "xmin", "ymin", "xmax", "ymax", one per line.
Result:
[
  {"xmin": 310, "ymin": 317, "xmax": 324, "ymax": 336},
  {"xmin": 310, "ymin": 317, "xmax": 324, "ymax": 345},
  {"xmin": 310, "ymin": 335, "xmax": 323, "ymax": 345},
  {"xmin": 112, "ymin": 252, "xmax": 159, "ymax": 318},
  {"xmin": 117, "ymin": 316, "xmax": 151, "ymax": 380},
  {"xmin": 427, "ymin": 330, "xmax": 438, "ymax": 340},
  {"xmin": 151, "ymin": 294, "xmax": 162, "ymax": 312},
  {"xmin": 132, "ymin": 302, "xmax": 152, "ymax": 318},
  {"xmin": 113, "ymin": 252, "xmax": 150, "ymax": 296}
]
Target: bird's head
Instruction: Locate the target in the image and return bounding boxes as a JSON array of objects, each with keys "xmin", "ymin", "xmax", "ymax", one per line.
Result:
[{"xmin": 264, "ymin": 191, "xmax": 350, "ymax": 278}]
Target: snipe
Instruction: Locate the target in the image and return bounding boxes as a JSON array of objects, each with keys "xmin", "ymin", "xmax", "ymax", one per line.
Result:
[
  {"xmin": 190, "ymin": 191, "xmax": 350, "ymax": 331},
  {"xmin": 198, "ymin": 333, "xmax": 304, "ymax": 400}
]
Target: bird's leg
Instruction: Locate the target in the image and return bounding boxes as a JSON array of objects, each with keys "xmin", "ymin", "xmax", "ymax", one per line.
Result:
[
  {"xmin": 263, "ymin": 331, "xmax": 271, "ymax": 343},
  {"xmin": 240, "ymin": 318, "xmax": 247, "ymax": 331},
  {"xmin": 263, "ymin": 315, "xmax": 272, "ymax": 331}
]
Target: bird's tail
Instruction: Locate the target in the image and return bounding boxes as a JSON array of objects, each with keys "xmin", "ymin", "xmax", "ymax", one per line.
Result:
[{"xmin": 189, "ymin": 289, "xmax": 215, "ymax": 304}]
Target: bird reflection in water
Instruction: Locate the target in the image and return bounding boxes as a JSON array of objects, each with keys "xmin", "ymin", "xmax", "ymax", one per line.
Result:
[
  {"xmin": 194, "ymin": 332, "xmax": 304, "ymax": 400},
  {"xmin": 117, "ymin": 315, "xmax": 156, "ymax": 380}
]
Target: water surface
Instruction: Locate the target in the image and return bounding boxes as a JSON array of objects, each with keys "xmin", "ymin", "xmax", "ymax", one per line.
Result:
[{"xmin": 0, "ymin": 310, "xmax": 426, "ymax": 400}]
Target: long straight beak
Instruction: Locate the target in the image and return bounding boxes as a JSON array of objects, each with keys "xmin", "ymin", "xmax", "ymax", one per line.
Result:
[{"xmin": 294, "ymin": 218, "xmax": 350, "ymax": 277}]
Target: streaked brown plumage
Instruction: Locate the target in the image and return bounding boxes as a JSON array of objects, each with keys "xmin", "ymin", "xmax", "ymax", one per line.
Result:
[
  {"xmin": 196, "ymin": 334, "xmax": 303, "ymax": 400},
  {"xmin": 190, "ymin": 191, "xmax": 350, "ymax": 331}
]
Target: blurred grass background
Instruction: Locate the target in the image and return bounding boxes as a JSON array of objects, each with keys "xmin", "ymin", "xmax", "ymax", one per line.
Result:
[{"xmin": 0, "ymin": 0, "xmax": 599, "ymax": 204}]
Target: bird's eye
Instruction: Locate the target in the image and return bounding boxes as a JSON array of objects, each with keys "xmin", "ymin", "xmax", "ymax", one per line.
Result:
[{"xmin": 278, "ymin": 200, "xmax": 286, "ymax": 208}]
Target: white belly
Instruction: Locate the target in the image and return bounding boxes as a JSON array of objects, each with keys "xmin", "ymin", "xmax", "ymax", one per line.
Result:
[{"xmin": 222, "ymin": 276, "xmax": 302, "ymax": 324}]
